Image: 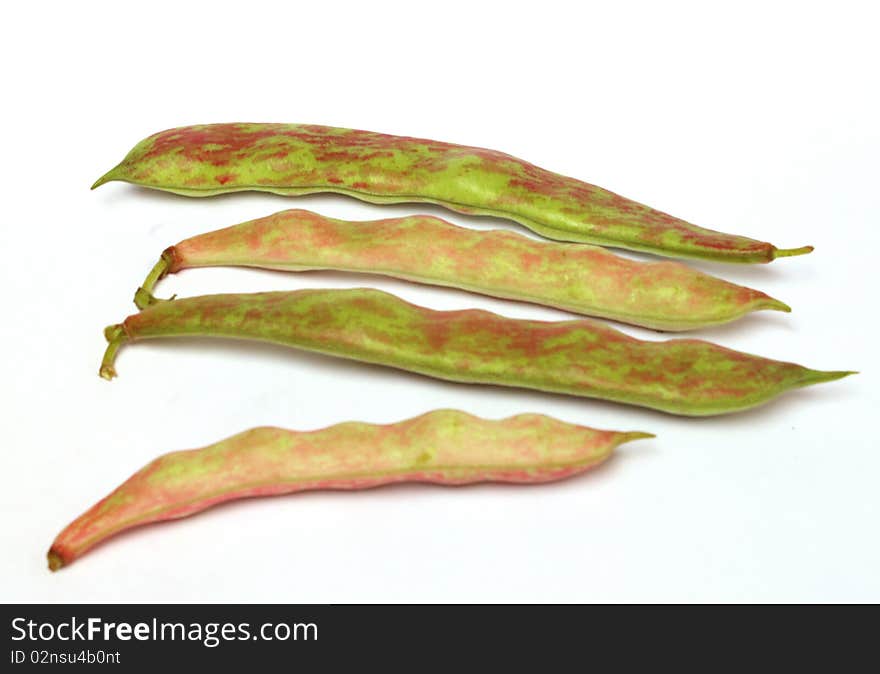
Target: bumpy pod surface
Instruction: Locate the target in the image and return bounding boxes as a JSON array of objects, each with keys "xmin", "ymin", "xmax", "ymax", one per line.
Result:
[
  {"xmin": 141, "ymin": 209, "xmax": 790, "ymax": 331},
  {"xmin": 48, "ymin": 410, "xmax": 647, "ymax": 570},
  {"xmin": 93, "ymin": 123, "xmax": 812, "ymax": 263},
  {"xmin": 101, "ymin": 288, "xmax": 852, "ymax": 416}
]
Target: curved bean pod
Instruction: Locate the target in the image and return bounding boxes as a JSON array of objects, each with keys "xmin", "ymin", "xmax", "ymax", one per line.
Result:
[
  {"xmin": 139, "ymin": 209, "xmax": 790, "ymax": 331},
  {"xmin": 101, "ymin": 288, "xmax": 853, "ymax": 416},
  {"xmin": 48, "ymin": 410, "xmax": 649, "ymax": 570},
  {"xmin": 92, "ymin": 123, "xmax": 811, "ymax": 263}
]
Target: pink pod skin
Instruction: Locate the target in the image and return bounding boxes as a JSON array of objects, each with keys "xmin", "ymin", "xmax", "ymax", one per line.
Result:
[
  {"xmin": 47, "ymin": 410, "xmax": 651, "ymax": 570},
  {"xmin": 138, "ymin": 209, "xmax": 791, "ymax": 331}
]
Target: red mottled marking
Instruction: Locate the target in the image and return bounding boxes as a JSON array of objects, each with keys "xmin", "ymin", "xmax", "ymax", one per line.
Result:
[
  {"xmin": 140, "ymin": 124, "xmax": 463, "ymax": 167},
  {"xmin": 518, "ymin": 251, "xmax": 543, "ymax": 272}
]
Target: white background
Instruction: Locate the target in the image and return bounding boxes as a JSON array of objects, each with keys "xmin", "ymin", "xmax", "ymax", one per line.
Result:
[{"xmin": 2, "ymin": 0, "xmax": 877, "ymax": 603}]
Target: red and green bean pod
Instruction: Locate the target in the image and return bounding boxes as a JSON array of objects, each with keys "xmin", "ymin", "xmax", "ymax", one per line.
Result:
[
  {"xmin": 48, "ymin": 410, "xmax": 649, "ymax": 570},
  {"xmin": 101, "ymin": 287, "xmax": 852, "ymax": 416},
  {"xmin": 139, "ymin": 209, "xmax": 790, "ymax": 331},
  {"xmin": 93, "ymin": 123, "xmax": 812, "ymax": 263}
]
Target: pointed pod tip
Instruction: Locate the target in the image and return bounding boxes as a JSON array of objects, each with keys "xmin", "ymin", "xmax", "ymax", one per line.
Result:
[
  {"xmin": 801, "ymin": 369, "xmax": 858, "ymax": 386},
  {"xmin": 774, "ymin": 245, "xmax": 814, "ymax": 259},
  {"xmin": 621, "ymin": 431, "xmax": 656, "ymax": 442},
  {"xmin": 761, "ymin": 297, "xmax": 792, "ymax": 313},
  {"xmin": 90, "ymin": 167, "xmax": 119, "ymax": 190}
]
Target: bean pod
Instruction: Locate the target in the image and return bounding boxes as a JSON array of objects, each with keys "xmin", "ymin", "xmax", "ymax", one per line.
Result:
[
  {"xmin": 101, "ymin": 287, "xmax": 853, "ymax": 416},
  {"xmin": 48, "ymin": 410, "xmax": 649, "ymax": 570},
  {"xmin": 93, "ymin": 123, "xmax": 812, "ymax": 263},
  {"xmin": 139, "ymin": 209, "xmax": 790, "ymax": 331}
]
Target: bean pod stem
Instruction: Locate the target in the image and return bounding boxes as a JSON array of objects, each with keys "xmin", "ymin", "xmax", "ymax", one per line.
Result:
[
  {"xmin": 48, "ymin": 410, "xmax": 650, "ymax": 570},
  {"xmin": 138, "ymin": 209, "xmax": 791, "ymax": 331},
  {"xmin": 93, "ymin": 123, "xmax": 811, "ymax": 263},
  {"xmin": 101, "ymin": 287, "xmax": 853, "ymax": 416}
]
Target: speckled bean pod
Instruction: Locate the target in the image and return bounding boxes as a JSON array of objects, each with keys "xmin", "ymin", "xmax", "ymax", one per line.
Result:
[
  {"xmin": 48, "ymin": 410, "xmax": 649, "ymax": 570},
  {"xmin": 139, "ymin": 209, "xmax": 790, "ymax": 331},
  {"xmin": 93, "ymin": 123, "xmax": 812, "ymax": 263},
  {"xmin": 101, "ymin": 287, "xmax": 852, "ymax": 416}
]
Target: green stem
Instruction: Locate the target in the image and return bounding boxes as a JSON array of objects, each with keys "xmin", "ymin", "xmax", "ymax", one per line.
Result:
[
  {"xmin": 774, "ymin": 245, "xmax": 814, "ymax": 258},
  {"xmin": 135, "ymin": 249, "xmax": 179, "ymax": 310},
  {"xmin": 140, "ymin": 254, "xmax": 171, "ymax": 297},
  {"xmin": 100, "ymin": 325, "xmax": 128, "ymax": 380},
  {"xmin": 133, "ymin": 287, "xmax": 163, "ymax": 311}
]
